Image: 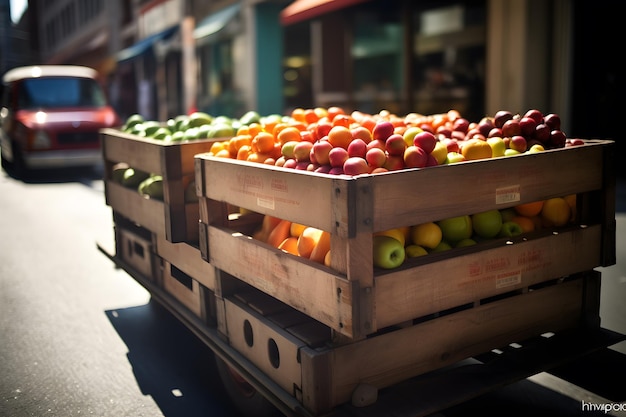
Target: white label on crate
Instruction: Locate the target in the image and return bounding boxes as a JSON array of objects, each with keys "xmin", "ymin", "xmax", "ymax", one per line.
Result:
[
  {"xmin": 495, "ymin": 185, "xmax": 521, "ymax": 204},
  {"xmin": 496, "ymin": 270, "xmax": 522, "ymax": 288},
  {"xmin": 257, "ymin": 195, "xmax": 275, "ymax": 210}
]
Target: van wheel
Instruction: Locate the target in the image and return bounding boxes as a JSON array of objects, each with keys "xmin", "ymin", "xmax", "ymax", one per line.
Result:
[{"xmin": 214, "ymin": 355, "xmax": 282, "ymax": 417}]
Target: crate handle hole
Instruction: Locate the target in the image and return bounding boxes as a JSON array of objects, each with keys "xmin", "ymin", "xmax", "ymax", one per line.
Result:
[
  {"xmin": 243, "ymin": 320, "xmax": 254, "ymax": 347},
  {"xmin": 267, "ymin": 338, "xmax": 280, "ymax": 369}
]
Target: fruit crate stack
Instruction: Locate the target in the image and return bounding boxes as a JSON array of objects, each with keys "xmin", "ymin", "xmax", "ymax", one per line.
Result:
[
  {"xmin": 194, "ymin": 139, "xmax": 616, "ymax": 414},
  {"xmin": 101, "ymin": 127, "xmax": 220, "ymax": 321}
]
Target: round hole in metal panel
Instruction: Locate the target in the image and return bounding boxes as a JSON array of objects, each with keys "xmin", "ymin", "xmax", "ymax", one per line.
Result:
[
  {"xmin": 243, "ymin": 319, "xmax": 254, "ymax": 347},
  {"xmin": 267, "ymin": 338, "xmax": 280, "ymax": 369}
]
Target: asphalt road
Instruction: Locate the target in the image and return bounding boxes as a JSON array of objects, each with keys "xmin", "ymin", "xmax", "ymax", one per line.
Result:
[{"xmin": 1, "ymin": 165, "xmax": 625, "ymax": 417}]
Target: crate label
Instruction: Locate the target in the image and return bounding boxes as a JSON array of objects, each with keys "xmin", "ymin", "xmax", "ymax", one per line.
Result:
[
  {"xmin": 496, "ymin": 270, "xmax": 522, "ymax": 288},
  {"xmin": 495, "ymin": 185, "xmax": 520, "ymax": 204},
  {"xmin": 257, "ymin": 196, "xmax": 275, "ymax": 210}
]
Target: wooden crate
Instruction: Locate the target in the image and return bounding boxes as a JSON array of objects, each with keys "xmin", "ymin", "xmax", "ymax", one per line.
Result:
[
  {"xmin": 218, "ymin": 273, "xmax": 597, "ymax": 416},
  {"xmin": 162, "ymin": 260, "xmax": 203, "ymax": 318},
  {"xmin": 115, "ymin": 224, "xmax": 159, "ymax": 283},
  {"xmin": 195, "ymin": 140, "xmax": 615, "ymax": 339},
  {"xmin": 101, "ymin": 128, "xmax": 219, "ymax": 243}
]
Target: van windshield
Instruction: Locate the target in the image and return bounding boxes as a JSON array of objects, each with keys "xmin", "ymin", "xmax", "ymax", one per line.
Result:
[{"xmin": 18, "ymin": 77, "xmax": 107, "ymax": 109}]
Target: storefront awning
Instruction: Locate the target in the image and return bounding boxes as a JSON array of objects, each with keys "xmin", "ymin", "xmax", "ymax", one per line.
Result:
[
  {"xmin": 194, "ymin": 3, "xmax": 241, "ymax": 44},
  {"xmin": 280, "ymin": 0, "xmax": 371, "ymax": 26},
  {"xmin": 116, "ymin": 25, "xmax": 179, "ymax": 63}
]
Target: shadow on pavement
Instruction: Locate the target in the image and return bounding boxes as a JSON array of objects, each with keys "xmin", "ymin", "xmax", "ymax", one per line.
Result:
[
  {"xmin": 105, "ymin": 299, "xmax": 244, "ymax": 417},
  {"xmin": 2, "ymin": 163, "xmax": 104, "ymax": 187}
]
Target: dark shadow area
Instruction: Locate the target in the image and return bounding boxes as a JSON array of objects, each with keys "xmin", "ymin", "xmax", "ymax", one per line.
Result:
[
  {"xmin": 105, "ymin": 299, "xmax": 244, "ymax": 417},
  {"xmin": 2, "ymin": 163, "xmax": 104, "ymax": 186}
]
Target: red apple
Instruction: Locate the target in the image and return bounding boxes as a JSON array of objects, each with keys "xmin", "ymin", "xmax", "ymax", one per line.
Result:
[
  {"xmin": 283, "ymin": 158, "xmax": 297, "ymax": 169},
  {"xmin": 385, "ymin": 133, "xmax": 407, "ymax": 156},
  {"xmin": 312, "ymin": 140, "xmax": 333, "ymax": 166},
  {"xmin": 519, "ymin": 116, "xmax": 537, "ymax": 137},
  {"xmin": 347, "ymin": 138, "xmax": 368, "ymax": 158},
  {"xmin": 383, "ymin": 155, "xmax": 405, "ymax": 171},
  {"xmin": 316, "ymin": 121, "xmax": 333, "ymax": 139},
  {"xmin": 413, "ymin": 131, "xmax": 438, "ymax": 153},
  {"xmin": 524, "ymin": 109, "xmax": 544, "ymax": 124},
  {"xmin": 367, "ymin": 139, "xmax": 386, "ymax": 152},
  {"xmin": 509, "ymin": 135, "xmax": 527, "ymax": 153},
  {"xmin": 293, "ymin": 141, "xmax": 313, "ymax": 162},
  {"xmin": 403, "ymin": 145, "xmax": 428, "ymax": 168},
  {"xmin": 441, "ymin": 137, "xmax": 460, "ymax": 153},
  {"xmin": 343, "ymin": 157, "xmax": 370, "ymax": 176},
  {"xmin": 502, "ymin": 119, "xmax": 522, "ymax": 137},
  {"xmin": 544, "ymin": 113, "xmax": 561, "ymax": 130},
  {"xmin": 533, "ymin": 123, "xmax": 550, "ymax": 144},
  {"xmin": 453, "ymin": 117, "xmax": 470, "ymax": 133},
  {"xmin": 549, "ymin": 130, "xmax": 567, "ymax": 148},
  {"xmin": 494, "ymin": 110, "xmax": 514, "ymax": 128},
  {"xmin": 315, "ymin": 164, "xmax": 332, "ymax": 174},
  {"xmin": 328, "ymin": 147, "xmax": 349, "ymax": 168},
  {"xmin": 366, "ymin": 147, "xmax": 387, "ymax": 168},
  {"xmin": 372, "ymin": 121, "xmax": 395, "ymax": 141}
]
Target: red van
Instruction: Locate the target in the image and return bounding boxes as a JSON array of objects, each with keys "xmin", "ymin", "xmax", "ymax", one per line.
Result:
[{"xmin": 0, "ymin": 65, "xmax": 121, "ymax": 177}]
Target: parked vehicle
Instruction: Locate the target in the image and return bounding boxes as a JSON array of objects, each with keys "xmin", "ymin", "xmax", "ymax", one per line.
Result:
[{"xmin": 0, "ymin": 65, "xmax": 120, "ymax": 177}]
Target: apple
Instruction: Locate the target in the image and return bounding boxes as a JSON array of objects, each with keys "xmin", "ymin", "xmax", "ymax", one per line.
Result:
[
  {"xmin": 442, "ymin": 138, "xmax": 460, "ymax": 153},
  {"xmin": 430, "ymin": 140, "xmax": 449, "ymax": 165},
  {"xmin": 403, "ymin": 145, "xmax": 428, "ymax": 168},
  {"xmin": 527, "ymin": 143, "xmax": 545, "ymax": 153},
  {"xmin": 445, "ymin": 151, "xmax": 466, "ymax": 164},
  {"xmin": 413, "ymin": 131, "xmax": 438, "ymax": 153},
  {"xmin": 316, "ymin": 120, "xmax": 333, "ymax": 139},
  {"xmin": 351, "ymin": 126, "xmax": 372, "ymax": 143},
  {"xmin": 281, "ymin": 140, "xmax": 299, "ymax": 159},
  {"xmin": 283, "ymin": 158, "xmax": 297, "ymax": 169},
  {"xmin": 328, "ymin": 147, "xmax": 349, "ymax": 168},
  {"xmin": 509, "ymin": 135, "xmax": 527, "ymax": 153},
  {"xmin": 486, "ymin": 137, "xmax": 506, "ymax": 157},
  {"xmin": 519, "ymin": 116, "xmax": 537, "ymax": 137},
  {"xmin": 471, "ymin": 209, "xmax": 503, "ymax": 239},
  {"xmin": 488, "ymin": 127, "xmax": 503, "ymax": 138},
  {"xmin": 405, "ymin": 244, "xmax": 428, "ymax": 258},
  {"xmin": 386, "ymin": 134, "xmax": 407, "ymax": 156},
  {"xmin": 500, "ymin": 208, "xmax": 517, "ymax": 223},
  {"xmin": 453, "ymin": 117, "xmax": 470, "ymax": 133},
  {"xmin": 504, "ymin": 148, "xmax": 521, "ymax": 156},
  {"xmin": 567, "ymin": 138, "xmax": 585, "ymax": 146},
  {"xmin": 524, "ymin": 108, "xmax": 544, "ymax": 124},
  {"xmin": 437, "ymin": 215, "xmax": 472, "ymax": 244},
  {"xmin": 502, "ymin": 119, "xmax": 521, "ymax": 137},
  {"xmin": 293, "ymin": 141, "xmax": 313, "ymax": 162},
  {"xmin": 312, "ymin": 140, "xmax": 333, "ymax": 166},
  {"xmin": 367, "ymin": 139, "xmax": 386, "ymax": 152},
  {"xmin": 402, "ymin": 126, "xmax": 423, "ymax": 147},
  {"xmin": 499, "ymin": 221, "xmax": 523, "ymax": 237},
  {"xmin": 533, "ymin": 123, "xmax": 550, "ymax": 144},
  {"xmin": 365, "ymin": 147, "xmax": 387, "ymax": 168},
  {"xmin": 494, "ymin": 110, "xmax": 514, "ymax": 128},
  {"xmin": 328, "ymin": 166, "xmax": 345, "ymax": 175},
  {"xmin": 315, "ymin": 164, "xmax": 332, "ymax": 174},
  {"xmin": 343, "ymin": 156, "xmax": 370, "ymax": 176},
  {"xmin": 372, "ymin": 121, "xmax": 395, "ymax": 141},
  {"xmin": 372, "ymin": 235, "xmax": 405, "ymax": 269},
  {"xmin": 549, "ymin": 130, "xmax": 567, "ymax": 148},
  {"xmin": 543, "ymin": 113, "xmax": 561, "ymax": 130},
  {"xmin": 347, "ymin": 138, "xmax": 368, "ymax": 158},
  {"xmin": 430, "ymin": 241, "xmax": 452, "ymax": 253},
  {"xmin": 383, "ymin": 155, "xmax": 405, "ymax": 171},
  {"xmin": 455, "ymin": 238, "xmax": 477, "ymax": 247},
  {"xmin": 477, "ymin": 118, "xmax": 495, "ymax": 137}
]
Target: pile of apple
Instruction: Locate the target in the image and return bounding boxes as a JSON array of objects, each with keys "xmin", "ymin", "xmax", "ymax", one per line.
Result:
[
  {"xmin": 205, "ymin": 107, "xmax": 585, "ymax": 175},
  {"xmin": 254, "ymin": 193, "xmax": 575, "ymax": 270},
  {"xmin": 373, "ymin": 194, "xmax": 576, "ymax": 269}
]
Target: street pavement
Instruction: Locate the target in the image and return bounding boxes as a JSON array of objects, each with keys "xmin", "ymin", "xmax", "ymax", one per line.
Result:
[{"xmin": 0, "ymin": 165, "xmax": 624, "ymax": 417}]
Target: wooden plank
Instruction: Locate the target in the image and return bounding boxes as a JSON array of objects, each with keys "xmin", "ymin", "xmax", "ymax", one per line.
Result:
[
  {"xmin": 207, "ymin": 225, "xmax": 357, "ymax": 338},
  {"xmin": 107, "ymin": 180, "xmax": 166, "ymax": 235},
  {"xmin": 155, "ymin": 235, "xmax": 216, "ymax": 291},
  {"xmin": 317, "ymin": 278, "xmax": 584, "ymax": 411},
  {"xmin": 224, "ymin": 297, "xmax": 306, "ymax": 396},
  {"xmin": 163, "ymin": 260, "xmax": 202, "ymax": 318},
  {"xmin": 374, "ymin": 225, "xmax": 603, "ymax": 328}
]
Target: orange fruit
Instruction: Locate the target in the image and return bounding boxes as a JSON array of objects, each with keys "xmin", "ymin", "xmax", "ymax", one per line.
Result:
[
  {"xmin": 278, "ymin": 236, "xmax": 299, "ymax": 255},
  {"xmin": 410, "ymin": 222, "xmax": 442, "ymax": 249},
  {"xmin": 252, "ymin": 132, "xmax": 276, "ymax": 154},
  {"xmin": 210, "ymin": 141, "xmax": 227, "ymax": 155},
  {"xmin": 514, "ymin": 200, "xmax": 544, "ymax": 217},
  {"xmin": 461, "ymin": 138, "xmax": 492, "ymax": 160},
  {"xmin": 541, "ymin": 197, "xmax": 571, "ymax": 227},
  {"xmin": 297, "ymin": 227, "xmax": 324, "ymax": 258},
  {"xmin": 214, "ymin": 148, "xmax": 231, "ymax": 158},
  {"xmin": 327, "ymin": 126, "xmax": 353, "ymax": 149},
  {"xmin": 310, "ymin": 230, "xmax": 331, "ymax": 264},
  {"xmin": 277, "ymin": 126, "xmax": 301, "ymax": 146},
  {"xmin": 290, "ymin": 222, "xmax": 307, "ymax": 237},
  {"xmin": 291, "ymin": 108, "xmax": 306, "ymax": 122},
  {"xmin": 564, "ymin": 194, "xmax": 577, "ymax": 221},
  {"xmin": 510, "ymin": 216, "xmax": 535, "ymax": 233},
  {"xmin": 236, "ymin": 144, "xmax": 252, "ymax": 160}
]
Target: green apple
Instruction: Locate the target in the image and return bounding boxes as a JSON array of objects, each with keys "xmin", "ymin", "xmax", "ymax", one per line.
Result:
[
  {"xmin": 471, "ymin": 209, "xmax": 503, "ymax": 239},
  {"xmin": 138, "ymin": 175, "xmax": 164, "ymax": 200},
  {"xmin": 430, "ymin": 241, "xmax": 452, "ymax": 252},
  {"xmin": 445, "ymin": 151, "xmax": 466, "ymax": 164},
  {"xmin": 373, "ymin": 235, "xmax": 406, "ymax": 269},
  {"xmin": 486, "ymin": 137, "xmax": 506, "ymax": 157},
  {"xmin": 504, "ymin": 148, "xmax": 521, "ymax": 156},
  {"xmin": 499, "ymin": 221, "xmax": 523, "ymax": 237},
  {"xmin": 500, "ymin": 208, "xmax": 517, "ymax": 223},
  {"xmin": 437, "ymin": 215, "xmax": 472, "ymax": 244},
  {"xmin": 402, "ymin": 126, "xmax": 423, "ymax": 147},
  {"xmin": 121, "ymin": 168, "xmax": 150, "ymax": 188},
  {"xmin": 405, "ymin": 244, "xmax": 428, "ymax": 258},
  {"xmin": 456, "ymin": 238, "xmax": 477, "ymax": 247}
]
